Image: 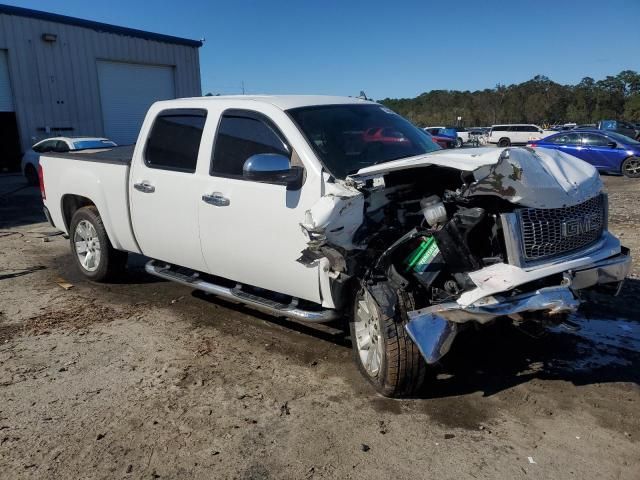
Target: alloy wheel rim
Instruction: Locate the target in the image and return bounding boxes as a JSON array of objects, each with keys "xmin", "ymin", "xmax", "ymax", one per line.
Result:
[
  {"xmin": 74, "ymin": 220, "xmax": 101, "ymax": 272},
  {"xmin": 354, "ymin": 291, "xmax": 383, "ymax": 377},
  {"xmin": 625, "ymin": 159, "xmax": 640, "ymax": 175}
]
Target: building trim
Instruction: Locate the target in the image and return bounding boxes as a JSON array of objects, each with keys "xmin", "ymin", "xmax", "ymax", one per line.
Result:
[{"xmin": 0, "ymin": 4, "xmax": 202, "ymax": 47}]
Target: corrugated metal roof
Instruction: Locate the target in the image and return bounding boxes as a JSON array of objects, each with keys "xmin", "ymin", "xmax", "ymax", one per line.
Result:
[{"xmin": 0, "ymin": 3, "xmax": 202, "ymax": 47}]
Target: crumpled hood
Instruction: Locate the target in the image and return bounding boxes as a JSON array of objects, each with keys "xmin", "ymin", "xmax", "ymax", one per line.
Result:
[
  {"xmin": 348, "ymin": 147, "xmax": 602, "ymax": 208},
  {"xmin": 464, "ymin": 147, "xmax": 602, "ymax": 208}
]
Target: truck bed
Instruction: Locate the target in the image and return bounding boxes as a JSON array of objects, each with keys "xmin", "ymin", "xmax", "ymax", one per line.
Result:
[
  {"xmin": 40, "ymin": 145, "xmax": 141, "ymax": 254},
  {"xmin": 44, "ymin": 145, "xmax": 134, "ymax": 165}
]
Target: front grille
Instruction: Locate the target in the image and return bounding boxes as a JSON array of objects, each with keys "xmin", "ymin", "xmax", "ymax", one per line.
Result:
[{"xmin": 518, "ymin": 194, "xmax": 606, "ymax": 262}]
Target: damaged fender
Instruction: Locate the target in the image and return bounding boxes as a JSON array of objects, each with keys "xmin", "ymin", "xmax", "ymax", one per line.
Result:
[{"xmin": 299, "ymin": 180, "xmax": 364, "ymax": 254}]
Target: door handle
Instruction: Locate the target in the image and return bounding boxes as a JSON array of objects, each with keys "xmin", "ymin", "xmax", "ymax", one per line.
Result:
[
  {"xmin": 202, "ymin": 192, "xmax": 230, "ymax": 207},
  {"xmin": 133, "ymin": 181, "xmax": 155, "ymax": 193}
]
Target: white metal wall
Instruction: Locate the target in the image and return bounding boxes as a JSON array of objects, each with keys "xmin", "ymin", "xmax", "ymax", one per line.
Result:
[
  {"xmin": 0, "ymin": 49, "xmax": 13, "ymax": 111},
  {"xmin": 0, "ymin": 12, "xmax": 201, "ymax": 151},
  {"xmin": 97, "ymin": 61, "xmax": 175, "ymax": 145}
]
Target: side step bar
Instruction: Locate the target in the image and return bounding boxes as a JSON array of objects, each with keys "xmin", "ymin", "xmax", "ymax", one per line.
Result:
[{"xmin": 145, "ymin": 260, "xmax": 341, "ymax": 323}]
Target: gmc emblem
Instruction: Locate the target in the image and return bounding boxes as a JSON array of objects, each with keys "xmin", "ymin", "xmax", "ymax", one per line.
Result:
[{"xmin": 561, "ymin": 214, "xmax": 600, "ymax": 238}]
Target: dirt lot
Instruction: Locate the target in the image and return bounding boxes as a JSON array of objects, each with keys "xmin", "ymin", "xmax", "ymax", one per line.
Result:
[{"xmin": 0, "ymin": 172, "xmax": 638, "ymax": 480}]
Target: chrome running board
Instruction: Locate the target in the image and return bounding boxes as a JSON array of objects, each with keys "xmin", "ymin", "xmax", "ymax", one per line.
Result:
[{"xmin": 145, "ymin": 260, "xmax": 340, "ymax": 323}]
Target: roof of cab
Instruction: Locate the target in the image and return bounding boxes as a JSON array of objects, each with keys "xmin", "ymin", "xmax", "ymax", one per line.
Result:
[{"xmin": 159, "ymin": 95, "xmax": 377, "ymax": 111}]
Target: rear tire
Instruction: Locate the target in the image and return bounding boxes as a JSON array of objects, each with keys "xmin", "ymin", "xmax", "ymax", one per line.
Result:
[
  {"xmin": 621, "ymin": 156, "xmax": 640, "ymax": 178},
  {"xmin": 69, "ymin": 206, "xmax": 127, "ymax": 282},
  {"xmin": 456, "ymin": 137, "xmax": 463, "ymax": 148},
  {"xmin": 498, "ymin": 138, "xmax": 511, "ymax": 147},
  {"xmin": 25, "ymin": 164, "xmax": 38, "ymax": 186},
  {"xmin": 349, "ymin": 287, "xmax": 429, "ymax": 397}
]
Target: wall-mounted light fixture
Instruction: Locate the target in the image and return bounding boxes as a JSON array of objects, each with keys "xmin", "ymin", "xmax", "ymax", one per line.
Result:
[{"xmin": 41, "ymin": 33, "xmax": 57, "ymax": 42}]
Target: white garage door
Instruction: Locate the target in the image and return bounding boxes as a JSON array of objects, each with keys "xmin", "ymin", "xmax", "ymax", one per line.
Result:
[
  {"xmin": 97, "ymin": 61, "xmax": 175, "ymax": 145},
  {"xmin": 0, "ymin": 50, "xmax": 14, "ymax": 112}
]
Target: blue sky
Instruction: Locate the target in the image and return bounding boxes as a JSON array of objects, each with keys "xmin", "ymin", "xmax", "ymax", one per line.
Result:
[{"xmin": 5, "ymin": 0, "xmax": 640, "ymax": 99}]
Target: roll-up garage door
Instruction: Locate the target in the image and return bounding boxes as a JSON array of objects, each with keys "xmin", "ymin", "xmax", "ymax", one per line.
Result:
[
  {"xmin": 0, "ymin": 49, "xmax": 21, "ymax": 172},
  {"xmin": 97, "ymin": 61, "xmax": 175, "ymax": 145},
  {"xmin": 0, "ymin": 49, "xmax": 14, "ymax": 111}
]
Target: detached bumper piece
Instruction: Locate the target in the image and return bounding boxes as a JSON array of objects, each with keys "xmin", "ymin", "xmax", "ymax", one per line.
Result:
[
  {"xmin": 405, "ymin": 248, "xmax": 631, "ymax": 365},
  {"xmin": 567, "ymin": 247, "xmax": 631, "ymax": 291},
  {"xmin": 406, "ymin": 286, "xmax": 579, "ymax": 364}
]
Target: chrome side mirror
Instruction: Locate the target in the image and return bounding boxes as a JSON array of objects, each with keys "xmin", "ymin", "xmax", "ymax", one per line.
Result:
[{"xmin": 243, "ymin": 153, "xmax": 303, "ymax": 190}]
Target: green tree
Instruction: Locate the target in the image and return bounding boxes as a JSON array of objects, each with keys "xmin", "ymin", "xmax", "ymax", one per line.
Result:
[{"xmin": 379, "ymin": 70, "xmax": 639, "ymax": 126}]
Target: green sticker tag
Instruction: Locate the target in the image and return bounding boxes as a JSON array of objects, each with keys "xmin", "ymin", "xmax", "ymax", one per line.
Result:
[{"xmin": 404, "ymin": 237, "xmax": 440, "ymax": 273}]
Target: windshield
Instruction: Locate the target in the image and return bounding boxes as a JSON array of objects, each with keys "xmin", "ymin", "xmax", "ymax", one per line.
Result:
[
  {"xmin": 287, "ymin": 104, "xmax": 441, "ymax": 178},
  {"xmin": 606, "ymin": 131, "xmax": 640, "ymax": 145},
  {"xmin": 73, "ymin": 139, "xmax": 117, "ymax": 150}
]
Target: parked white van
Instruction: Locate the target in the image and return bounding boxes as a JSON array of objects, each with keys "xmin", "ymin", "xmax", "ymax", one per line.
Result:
[{"xmin": 488, "ymin": 124, "xmax": 550, "ymax": 147}]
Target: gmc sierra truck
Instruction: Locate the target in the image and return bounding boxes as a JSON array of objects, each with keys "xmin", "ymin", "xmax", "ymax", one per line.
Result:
[{"xmin": 39, "ymin": 95, "xmax": 631, "ymax": 397}]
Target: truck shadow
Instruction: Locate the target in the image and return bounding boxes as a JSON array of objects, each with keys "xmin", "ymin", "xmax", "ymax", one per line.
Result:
[
  {"xmin": 191, "ymin": 289, "xmax": 351, "ymax": 347},
  {"xmin": 193, "ymin": 278, "xmax": 640, "ymax": 399},
  {"xmin": 51, "ymin": 253, "xmax": 167, "ymax": 285},
  {"xmin": 421, "ymin": 280, "xmax": 640, "ymax": 399},
  {"xmin": 0, "ymin": 184, "xmax": 47, "ymax": 229}
]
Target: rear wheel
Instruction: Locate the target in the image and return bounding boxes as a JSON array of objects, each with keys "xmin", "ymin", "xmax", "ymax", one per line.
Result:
[
  {"xmin": 621, "ymin": 156, "xmax": 640, "ymax": 178},
  {"xmin": 456, "ymin": 137, "xmax": 463, "ymax": 148},
  {"xmin": 498, "ymin": 138, "xmax": 511, "ymax": 147},
  {"xmin": 25, "ymin": 164, "xmax": 38, "ymax": 186},
  {"xmin": 69, "ymin": 206, "xmax": 127, "ymax": 282},
  {"xmin": 349, "ymin": 287, "xmax": 429, "ymax": 397}
]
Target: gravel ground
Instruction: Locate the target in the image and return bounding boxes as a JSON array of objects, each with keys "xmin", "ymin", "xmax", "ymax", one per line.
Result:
[{"xmin": 0, "ymin": 172, "xmax": 638, "ymax": 480}]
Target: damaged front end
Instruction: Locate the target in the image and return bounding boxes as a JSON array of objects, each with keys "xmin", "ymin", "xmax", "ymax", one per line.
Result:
[{"xmin": 300, "ymin": 147, "xmax": 631, "ymax": 365}]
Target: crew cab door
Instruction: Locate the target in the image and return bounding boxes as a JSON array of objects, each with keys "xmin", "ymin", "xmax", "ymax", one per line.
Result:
[
  {"xmin": 129, "ymin": 108, "xmax": 209, "ymax": 271},
  {"xmin": 197, "ymin": 108, "xmax": 321, "ymax": 303},
  {"xmin": 549, "ymin": 132, "xmax": 588, "ymax": 161},
  {"xmin": 581, "ymin": 132, "xmax": 625, "ymax": 171}
]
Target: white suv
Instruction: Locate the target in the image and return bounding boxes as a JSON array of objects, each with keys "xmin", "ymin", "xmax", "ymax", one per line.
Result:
[{"xmin": 488, "ymin": 124, "xmax": 548, "ymax": 147}]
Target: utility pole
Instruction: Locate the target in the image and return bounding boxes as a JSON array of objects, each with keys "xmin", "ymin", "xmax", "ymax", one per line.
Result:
[{"xmin": 241, "ymin": 81, "xmax": 245, "ymax": 95}]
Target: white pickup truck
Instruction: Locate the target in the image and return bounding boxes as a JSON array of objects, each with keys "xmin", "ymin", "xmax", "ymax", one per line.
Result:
[{"xmin": 39, "ymin": 95, "xmax": 631, "ymax": 397}]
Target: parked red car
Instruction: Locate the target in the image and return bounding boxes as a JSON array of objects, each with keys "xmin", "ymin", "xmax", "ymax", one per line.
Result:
[{"xmin": 362, "ymin": 127, "xmax": 411, "ymax": 145}]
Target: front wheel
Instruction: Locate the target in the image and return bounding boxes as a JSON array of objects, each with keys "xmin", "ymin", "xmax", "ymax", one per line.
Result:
[
  {"xmin": 349, "ymin": 287, "xmax": 429, "ymax": 397},
  {"xmin": 621, "ymin": 156, "xmax": 640, "ymax": 178},
  {"xmin": 498, "ymin": 138, "xmax": 511, "ymax": 147},
  {"xmin": 69, "ymin": 206, "xmax": 127, "ymax": 282},
  {"xmin": 456, "ymin": 137, "xmax": 463, "ymax": 148}
]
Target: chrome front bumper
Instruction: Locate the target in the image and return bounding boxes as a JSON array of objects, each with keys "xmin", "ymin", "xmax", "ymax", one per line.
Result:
[{"xmin": 405, "ymin": 247, "xmax": 631, "ymax": 364}]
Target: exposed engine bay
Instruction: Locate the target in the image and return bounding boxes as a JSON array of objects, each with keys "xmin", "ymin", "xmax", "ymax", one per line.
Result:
[
  {"xmin": 301, "ymin": 157, "xmax": 516, "ymax": 312},
  {"xmin": 299, "ymin": 147, "xmax": 630, "ymax": 365}
]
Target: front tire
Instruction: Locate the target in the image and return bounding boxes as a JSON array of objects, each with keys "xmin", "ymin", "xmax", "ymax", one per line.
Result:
[
  {"xmin": 69, "ymin": 206, "xmax": 127, "ymax": 282},
  {"xmin": 456, "ymin": 137, "xmax": 463, "ymax": 148},
  {"xmin": 621, "ymin": 156, "xmax": 640, "ymax": 178},
  {"xmin": 349, "ymin": 287, "xmax": 429, "ymax": 397},
  {"xmin": 498, "ymin": 138, "xmax": 511, "ymax": 147}
]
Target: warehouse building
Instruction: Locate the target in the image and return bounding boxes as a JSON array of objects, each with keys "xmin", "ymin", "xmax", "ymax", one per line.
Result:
[{"xmin": 0, "ymin": 4, "xmax": 202, "ymax": 172}]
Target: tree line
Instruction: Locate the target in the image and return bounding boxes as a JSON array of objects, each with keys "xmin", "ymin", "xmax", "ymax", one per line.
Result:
[{"xmin": 379, "ymin": 70, "xmax": 640, "ymax": 128}]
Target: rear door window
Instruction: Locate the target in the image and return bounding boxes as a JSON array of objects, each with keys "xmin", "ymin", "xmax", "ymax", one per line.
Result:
[
  {"xmin": 211, "ymin": 111, "xmax": 290, "ymax": 178},
  {"xmin": 582, "ymin": 133, "xmax": 610, "ymax": 147},
  {"xmin": 34, "ymin": 140, "xmax": 56, "ymax": 153},
  {"xmin": 54, "ymin": 141, "xmax": 70, "ymax": 152},
  {"xmin": 551, "ymin": 133, "xmax": 581, "ymax": 145},
  {"xmin": 145, "ymin": 109, "xmax": 207, "ymax": 173}
]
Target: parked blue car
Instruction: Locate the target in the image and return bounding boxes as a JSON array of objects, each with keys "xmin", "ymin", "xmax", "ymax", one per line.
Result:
[{"xmin": 527, "ymin": 129, "xmax": 640, "ymax": 178}]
